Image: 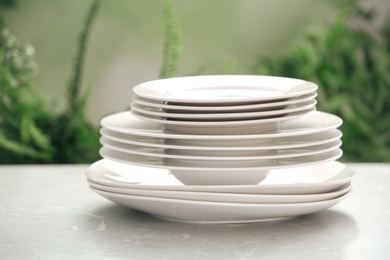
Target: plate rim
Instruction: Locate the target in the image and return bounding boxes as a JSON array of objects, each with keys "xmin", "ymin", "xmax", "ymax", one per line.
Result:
[
  {"xmin": 100, "ymin": 111, "xmax": 342, "ymax": 140},
  {"xmin": 132, "ymin": 75, "xmax": 318, "ymax": 103}
]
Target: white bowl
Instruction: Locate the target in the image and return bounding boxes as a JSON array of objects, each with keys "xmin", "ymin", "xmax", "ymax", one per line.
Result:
[
  {"xmin": 165, "ymin": 149, "xmax": 276, "ymax": 157},
  {"xmin": 164, "ymin": 137, "xmax": 277, "ymax": 148},
  {"xmin": 163, "ymin": 158, "xmax": 276, "ymax": 185},
  {"xmin": 168, "ymin": 169, "xmax": 271, "ymax": 186}
]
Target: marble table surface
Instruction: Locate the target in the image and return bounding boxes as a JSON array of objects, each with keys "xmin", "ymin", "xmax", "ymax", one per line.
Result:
[{"xmin": 0, "ymin": 163, "xmax": 389, "ymax": 260}]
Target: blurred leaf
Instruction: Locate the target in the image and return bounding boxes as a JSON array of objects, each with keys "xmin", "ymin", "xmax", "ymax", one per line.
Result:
[{"xmin": 253, "ymin": 2, "xmax": 390, "ymax": 162}]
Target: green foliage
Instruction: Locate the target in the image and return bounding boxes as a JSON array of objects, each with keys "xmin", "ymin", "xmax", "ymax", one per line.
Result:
[
  {"xmin": 159, "ymin": 0, "xmax": 181, "ymax": 79},
  {"xmin": 52, "ymin": 0, "xmax": 101, "ymax": 163},
  {"xmin": 0, "ymin": 0, "xmax": 101, "ymax": 164},
  {"xmin": 0, "ymin": 29, "xmax": 54, "ymax": 163},
  {"xmin": 253, "ymin": 4, "xmax": 390, "ymax": 162}
]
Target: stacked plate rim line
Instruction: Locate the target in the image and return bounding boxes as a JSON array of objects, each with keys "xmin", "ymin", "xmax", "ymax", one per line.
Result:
[{"xmin": 86, "ymin": 75, "xmax": 354, "ymax": 224}]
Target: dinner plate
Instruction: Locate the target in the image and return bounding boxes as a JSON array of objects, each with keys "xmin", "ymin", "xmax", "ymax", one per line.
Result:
[
  {"xmin": 100, "ymin": 111, "xmax": 342, "ymax": 140},
  {"xmin": 132, "ymin": 92, "xmax": 317, "ymax": 112},
  {"xmin": 89, "ymin": 187, "xmax": 352, "ymax": 223},
  {"xmin": 88, "ymin": 180, "xmax": 352, "ymax": 204},
  {"xmin": 100, "ymin": 128, "xmax": 342, "ymax": 151},
  {"xmin": 99, "ymin": 146, "xmax": 343, "ymax": 171},
  {"xmin": 130, "ymin": 100, "xmax": 317, "ymax": 120},
  {"xmin": 85, "ymin": 160, "xmax": 355, "ymax": 194},
  {"xmin": 132, "ymin": 75, "xmax": 318, "ymax": 104},
  {"xmin": 131, "ymin": 108, "xmax": 316, "ymax": 135},
  {"xmin": 100, "ymin": 137, "xmax": 342, "ymax": 160}
]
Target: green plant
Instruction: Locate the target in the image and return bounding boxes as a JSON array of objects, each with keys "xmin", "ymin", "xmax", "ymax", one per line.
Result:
[
  {"xmin": 0, "ymin": 29, "xmax": 54, "ymax": 163},
  {"xmin": 253, "ymin": 3, "xmax": 390, "ymax": 162},
  {"xmin": 50, "ymin": 0, "xmax": 101, "ymax": 163},
  {"xmin": 159, "ymin": 0, "xmax": 181, "ymax": 79},
  {"xmin": 0, "ymin": 0, "xmax": 101, "ymax": 164},
  {"xmin": 0, "ymin": 0, "xmax": 183, "ymax": 164}
]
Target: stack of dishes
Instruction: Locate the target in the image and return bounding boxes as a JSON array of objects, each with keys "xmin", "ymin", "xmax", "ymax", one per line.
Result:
[{"xmin": 87, "ymin": 75, "xmax": 354, "ymax": 223}]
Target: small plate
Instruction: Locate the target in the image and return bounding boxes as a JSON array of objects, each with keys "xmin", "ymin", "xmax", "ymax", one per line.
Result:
[
  {"xmin": 100, "ymin": 111, "xmax": 342, "ymax": 140},
  {"xmin": 89, "ymin": 180, "xmax": 352, "ymax": 204},
  {"xmin": 89, "ymin": 187, "xmax": 352, "ymax": 223},
  {"xmin": 132, "ymin": 92, "xmax": 317, "ymax": 112},
  {"xmin": 131, "ymin": 108, "xmax": 316, "ymax": 135},
  {"xmin": 85, "ymin": 160, "xmax": 355, "ymax": 194},
  {"xmin": 130, "ymin": 100, "xmax": 316, "ymax": 120},
  {"xmin": 133, "ymin": 75, "xmax": 318, "ymax": 104}
]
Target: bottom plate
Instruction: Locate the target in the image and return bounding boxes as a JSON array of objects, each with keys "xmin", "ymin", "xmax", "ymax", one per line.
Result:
[
  {"xmin": 89, "ymin": 180, "xmax": 352, "ymax": 204},
  {"xmin": 85, "ymin": 159, "xmax": 355, "ymax": 194},
  {"xmin": 90, "ymin": 187, "xmax": 352, "ymax": 224}
]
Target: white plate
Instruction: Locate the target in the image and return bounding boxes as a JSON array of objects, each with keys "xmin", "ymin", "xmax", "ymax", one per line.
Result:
[
  {"xmin": 99, "ymin": 146, "xmax": 343, "ymax": 171},
  {"xmin": 100, "ymin": 111, "xmax": 342, "ymax": 140},
  {"xmin": 131, "ymin": 108, "xmax": 316, "ymax": 135},
  {"xmin": 132, "ymin": 92, "xmax": 317, "ymax": 112},
  {"xmin": 89, "ymin": 180, "xmax": 352, "ymax": 204},
  {"xmin": 100, "ymin": 128, "xmax": 342, "ymax": 151},
  {"xmin": 100, "ymin": 137, "xmax": 342, "ymax": 160},
  {"xmin": 130, "ymin": 100, "xmax": 317, "ymax": 120},
  {"xmin": 132, "ymin": 75, "xmax": 318, "ymax": 104},
  {"xmin": 89, "ymin": 187, "xmax": 352, "ymax": 223},
  {"xmin": 85, "ymin": 160, "xmax": 355, "ymax": 194}
]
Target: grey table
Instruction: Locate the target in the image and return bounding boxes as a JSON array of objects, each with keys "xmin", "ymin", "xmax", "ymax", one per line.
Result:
[{"xmin": 0, "ymin": 163, "xmax": 389, "ymax": 260}]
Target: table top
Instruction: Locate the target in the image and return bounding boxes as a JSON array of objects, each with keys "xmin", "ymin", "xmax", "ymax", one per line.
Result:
[{"xmin": 0, "ymin": 163, "xmax": 389, "ymax": 260}]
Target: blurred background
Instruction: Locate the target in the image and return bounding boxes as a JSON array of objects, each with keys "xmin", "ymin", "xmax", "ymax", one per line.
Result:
[{"xmin": 1, "ymin": 0, "xmax": 389, "ymax": 163}]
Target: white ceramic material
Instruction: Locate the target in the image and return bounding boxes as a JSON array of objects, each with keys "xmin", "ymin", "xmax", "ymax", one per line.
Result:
[
  {"xmin": 99, "ymin": 137, "xmax": 341, "ymax": 160},
  {"xmin": 89, "ymin": 180, "xmax": 351, "ymax": 204},
  {"xmin": 129, "ymin": 100, "xmax": 316, "ymax": 120},
  {"xmin": 99, "ymin": 146, "xmax": 342, "ymax": 171},
  {"xmin": 85, "ymin": 159, "xmax": 355, "ymax": 194},
  {"xmin": 100, "ymin": 111, "xmax": 342, "ymax": 140},
  {"xmin": 132, "ymin": 75, "xmax": 318, "ymax": 104},
  {"xmin": 99, "ymin": 147, "xmax": 342, "ymax": 185},
  {"xmin": 89, "ymin": 187, "xmax": 352, "ymax": 223},
  {"xmin": 99, "ymin": 148, "xmax": 274, "ymax": 185},
  {"xmin": 100, "ymin": 127, "xmax": 342, "ymax": 151},
  {"xmin": 131, "ymin": 108, "xmax": 316, "ymax": 135},
  {"xmin": 132, "ymin": 92, "xmax": 317, "ymax": 112}
]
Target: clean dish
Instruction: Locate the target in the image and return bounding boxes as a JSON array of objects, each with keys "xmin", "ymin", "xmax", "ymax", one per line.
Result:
[
  {"xmin": 100, "ymin": 127, "xmax": 342, "ymax": 151},
  {"xmin": 132, "ymin": 92, "xmax": 317, "ymax": 112},
  {"xmin": 100, "ymin": 111, "xmax": 342, "ymax": 139},
  {"xmin": 132, "ymin": 75, "xmax": 318, "ymax": 104},
  {"xmin": 89, "ymin": 187, "xmax": 352, "ymax": 223},
  {"xmin": 99, "ymin": 146, "xmax": 342, "ymax": 172},
  {"xmin": 130, "ymin": 100, "xmax": 316, "ymax": 120},
  {"xmin": 131, "ymin": 108, "xmax": 316, "ymax": 135},
  {"xmin": 100, "ymin": 137, "xmax": 341, "ymax": 160},
  {"xmin": 85, "ymin": 159, "xmax": 355, "ymax": 194},
  {"xmin": 100, "ymin": 147, "xmax": 342, "ymax": 185},
  {"xmin": 88, "ymin": 180, "xmax": 352, "ymax": 204}
]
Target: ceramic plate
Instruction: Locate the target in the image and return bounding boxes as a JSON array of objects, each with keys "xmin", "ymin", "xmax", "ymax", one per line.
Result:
[
  {"xmin": 132, "ymin": 75, "xmax": 318, "ymax": 104},
  {"xmin": 100, "ymin": 111, "xmax": 342, "ymax": 140},
  {"xmin": 131, "ymin": 108, "xmax": 316, "ymax": 135},
  {"xmin": 99, "ymin": 146, "xmax": 343, "ymax": 171},
  {"xmin": 132, "ymin": 92, "xmax": 317, "ymax": 112},
  {"xmin": 89, "ymin": 180, "xmax": 351, "ymax": 204},
  {"xmin": 130, "ymin": 100, "xmax": 316, "ymax": 120},
  {"xmin": 85, "ymin": 160, "xmax": 355, "ymax": 194},
  {"xmin": 99, "ymin": 137, "xmax": 342, "ymax": 160},
  {"xmin": 89, "ymin": 187, "xmax": 352, "ymax": 223},
  {"xmin": 100, "ymin": 128, "xmax": 342, "ymax": 151}
]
